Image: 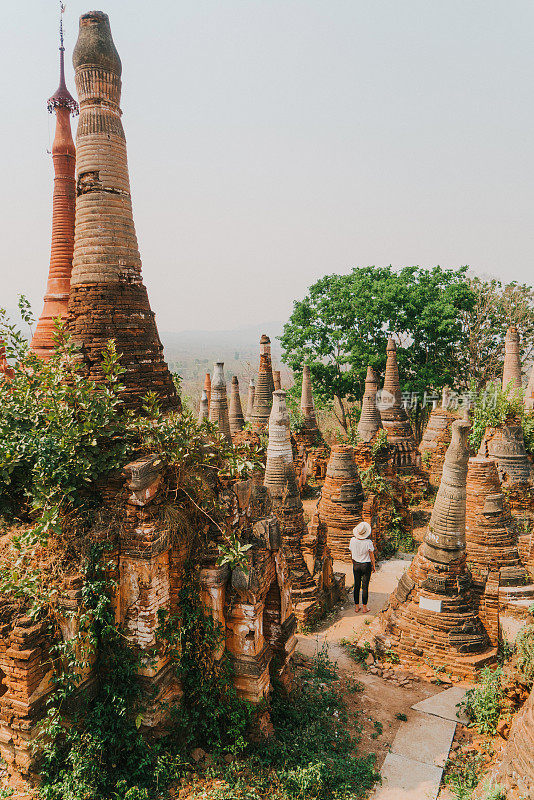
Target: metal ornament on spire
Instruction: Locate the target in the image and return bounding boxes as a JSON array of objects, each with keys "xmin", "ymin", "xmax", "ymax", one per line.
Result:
[{"xmin": 47, "ymin": 2, "xmax": 78, "ymax": 114}]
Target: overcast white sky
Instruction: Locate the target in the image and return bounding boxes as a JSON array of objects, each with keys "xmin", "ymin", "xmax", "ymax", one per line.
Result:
[{"xmin": 3, "ymin": 1, "xmax": 533, "ymax": 332}]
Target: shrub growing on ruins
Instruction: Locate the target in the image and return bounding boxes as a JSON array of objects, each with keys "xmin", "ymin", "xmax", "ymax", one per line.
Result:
[
  {"xmin": 469, "ymin": 381, "xmax": 527, "ymax": 453},
  {"xmin": 460, "ymin": 667, "xmax": 504, "ymax": 735},
  {"xmin": 515, "ymin": 624, "xmax": 534, "ymax": 687}
]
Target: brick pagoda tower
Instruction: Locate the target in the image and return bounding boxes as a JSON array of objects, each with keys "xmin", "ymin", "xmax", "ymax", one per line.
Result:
[
  {"xmin": 250, "ymin": 335, "xmax": 275, "ymax": 430},
  {"xmin": 379, "ymin": 338, "xmax": 421, "ymax": 471},
  {"xmin": 68, "ymin": 11, "xmax": 177, "ymax": 411},
  {"xmin": 502, "ymin": 325, "xmax": 522, "ymax": 391},
  {"xmin": 357, "ymin": 366, "xmax": 383, "ymax": 443},
  {"xmin": 31, "ymin": 8, "xmax": 78, "ymax": 359},
  {"xmin": 379, "ymin": 419, "xmax": 496, "ymax": 677}
]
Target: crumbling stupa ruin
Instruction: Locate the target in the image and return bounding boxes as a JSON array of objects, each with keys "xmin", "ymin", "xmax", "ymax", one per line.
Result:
[
  {"xmin": 204, "ymin": 372, "xmax": 211, "ymax": 410},
  {"xmin": 250, "ymin": 334, "xmax": 275, "ymax": 430},
  {"xmin": 229, "ymin": 376, "xmax": 245, "ymax": 437},
  {"xmin": 208, "ymin": 362, "xmax": 231, "ymax": 442},
  {"xmin": 198, "ymin": 389, "xmax": 209, "ymax": 422},
  {"xmin": 502, "ymin": 325, "xmax": 522, "ymax": 391},
  {"xmin": 465, "ymin": 455, "xmax": 533, "ymax": 644},
  {"xmin": 245, "ymin": 378, "xmax": 255, "ymax": 421},
  {"xmin": 419, "ymin": 388, "xmax": 457, "ymax": 488},
  {"xmin": 309, "ymin": 445, "xmax": 364, "ymax": 562},
  {"xmin": 263, "ymin": 391, "xmax": 337, "ymax": 621},
  {"xmin": 31, "ymin": 17, "xmax": 78, "ymax": 359},
  {"xmin": 357, "ymin": 366, "xmax": 383, "ymax": 443},
  {"xmin": 299, "ymin": 364, "xmax": 319, "ymax": 443},
  {"xmin": 488, "ymin": 683, "xmax": 534, "ymax": 796},
  {"xmin": 378, "ymin": 419, "xmax": 496, "ymax": 677},
  {"xmin": 66, "ymin": 11, "xmax": 177, "ymax": 411},
  {"xmin": 379, "ymin": 338, "xmax": 421, "ymax": 471},
  {"xmin": 273, "ymin": 370, "xmax": 281, "ymax": 390}
]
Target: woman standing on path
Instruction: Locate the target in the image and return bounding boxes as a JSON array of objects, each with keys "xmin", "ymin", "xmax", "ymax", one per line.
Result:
[{"xmin": 349, "ymin": 521, "xmax": 376, "ymax": 613}]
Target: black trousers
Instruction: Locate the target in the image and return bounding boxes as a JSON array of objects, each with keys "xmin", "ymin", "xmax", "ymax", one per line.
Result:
[{"xmin": 353, "ymin": 561, "xmax": 372, "ymax": 605}]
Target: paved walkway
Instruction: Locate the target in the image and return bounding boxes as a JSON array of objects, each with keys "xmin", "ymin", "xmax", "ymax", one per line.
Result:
[
  {"xmin": 296, "ymin": 557, "xmax": 469, "ymax": 800},
  {"xmin": 371, "ymin": 687, "xmax": 469, "ymax": 800},
  {"xmin": 297, "ymin": 557, "xmax": 410, "ymax": 665}
]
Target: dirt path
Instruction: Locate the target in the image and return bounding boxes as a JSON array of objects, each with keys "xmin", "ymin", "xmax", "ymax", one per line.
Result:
[{"xmin": 296, "ymin": 557, "xmax": 447, "ymax": 769}]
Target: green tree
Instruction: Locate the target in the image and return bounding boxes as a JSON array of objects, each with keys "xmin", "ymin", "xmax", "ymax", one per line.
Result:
[
  {"xmin": 458, "ymin": 277, "xmax": 534, "ymax": 389},
  {"xmin": 281, "ymin": 265, "xmax": 475, "ymax": 431}
]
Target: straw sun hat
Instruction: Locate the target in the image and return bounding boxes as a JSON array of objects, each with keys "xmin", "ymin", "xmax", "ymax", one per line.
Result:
[{"xmin": 353, "ymin": 521, "xmax": 372, "ymax": 540}]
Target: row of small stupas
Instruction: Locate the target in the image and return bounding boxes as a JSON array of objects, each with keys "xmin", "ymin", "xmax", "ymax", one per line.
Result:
[{"xmin": 366, "ymin": 327, "xmax": 534, "ymax": 681}]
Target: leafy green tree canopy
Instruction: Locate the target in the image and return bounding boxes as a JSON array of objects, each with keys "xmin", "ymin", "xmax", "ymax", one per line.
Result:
[{"xmin": 281, "ymin": 265, "xmax": 475, "ymax": 420}]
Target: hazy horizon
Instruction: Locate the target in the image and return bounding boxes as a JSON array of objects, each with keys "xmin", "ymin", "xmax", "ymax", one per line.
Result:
[{"xmin": 3, "ymin": 1, "xmax": 533, "ymax": 333}]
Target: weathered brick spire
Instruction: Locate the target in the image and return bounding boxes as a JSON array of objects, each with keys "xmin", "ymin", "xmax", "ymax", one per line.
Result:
[
  {"xmin": 300, "ymin": 365, "xmax": 318, "ymax": 430},
  {"xmin": 466, "ymin": 456, "xmax": 528, "ymax": 597},
  {"xmin": 502, "ymin": 325, "xmax": 522, "ymax": 391},
  {"xmin": 380, "ymin": 419, "xmax": 494, "ymax": 676},
  {"xmin": 203, "ymin": 372, "xmax": 211, "ymax": 411},
  {"xmin": 379, "ymin": 338, "xmax": 420, "ymax": 470},
  {"xmin": 68, "ymin": 11, "xmax": 177, "ymax": 411},
  {"xmin": 264, "ymin": 391, "xmax": 318, "ymax": 620},
  {"xmin": 198, "ymin": 389, "xmax": 209, "ymax": 423},
  {"xmin": 229, "ymin": 376, "xmax": 245, "ymax": 437},
  {"xmin": 245, "ymin": 378, "xmax": 255, "ymax": 422},
  {"xmin": 273, "ymin": 370, "xmax": 281, "ymax": 391},
  {"xmin": 250, "ymin": 334, "xmax": 275, "ymax": 430},
  {"xmin": 357, "ymin": 366, "xmax": 382, "ymax": 443},
  {"xmin": 31, "ymin": 8, "xmax": 78, "ymax": 359},
  {"xmin": 315, "ymin": 446, "xmax": 364, "ymax": 561},
  {"xmin": 208, "ymin": 362, "xmax": 231, "ymax": 441}
]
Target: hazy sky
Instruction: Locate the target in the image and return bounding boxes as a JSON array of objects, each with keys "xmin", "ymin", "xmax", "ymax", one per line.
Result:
[{"xmin": 3, "ymin": 1, "xmax": 534, "ymax": 332}]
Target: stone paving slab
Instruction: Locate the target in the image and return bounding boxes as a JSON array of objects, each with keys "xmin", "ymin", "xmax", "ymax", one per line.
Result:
[
  {"xmin": 390, "ymin": 711, "xmax": 456, "ymax": 768},
  {"xmin": 370, "ymin": 752, "xmax": 443, "ymax": 800},
  {"xmin": 411, "ymin": 686, "xmax": 470, "ymax": 725}
]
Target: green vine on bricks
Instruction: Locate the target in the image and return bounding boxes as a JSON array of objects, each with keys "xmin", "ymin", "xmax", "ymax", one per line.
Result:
[
  {"xmin": 36, "ymin": 545, "xmax": 180, "ymax": 800},
  {"xmin": 157, "ymin": 567, "xmax": 253, "ymax": 755}
]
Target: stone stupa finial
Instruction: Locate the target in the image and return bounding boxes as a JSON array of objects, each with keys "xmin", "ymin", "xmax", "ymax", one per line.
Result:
[
  {"xmin": 300, "ymin": 364, "xmax": 318, "ymax": 433},
  {"xmin": 421, "ymin": 419, "xmax": 471, "ymax": 564}
]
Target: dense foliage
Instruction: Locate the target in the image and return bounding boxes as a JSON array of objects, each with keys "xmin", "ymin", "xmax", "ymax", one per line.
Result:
[
  {"xmin": 468, "ymin": 381, "xmax": 534, "ymax": 454},
  {"xmin": 281, "ymin": 267, "xmax": 534, "ymax": 433},
  {"xmin": 459, "ymin": 277, "xmax": 534, "ymax": 390},
  {"xmin": 280, "ymin": 265, "xmax": 475, "ymax": 428}
]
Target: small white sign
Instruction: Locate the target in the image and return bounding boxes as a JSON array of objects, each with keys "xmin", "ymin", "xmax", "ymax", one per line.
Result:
[{"xmin": 419, "ymin": 596, "xmax": 442, "ymax": 613}]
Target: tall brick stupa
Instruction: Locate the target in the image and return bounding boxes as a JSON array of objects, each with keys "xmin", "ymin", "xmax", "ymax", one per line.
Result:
[
  {"xmin": 68, "ymin": 11, "xmax": 177, "ymax": 411},
  {"xmin": 502, "ymin": 325, "xmax": 522, "ymax": 391},
  {"xmin": 31, "ymin": 8, "xmax": 78, "ymax": 359},
  {"xmin": 357, "ymin": 366, "xmax": 383, "ymax": 443},
  {"xmin": 250, "ymin": 335, "xmax": 275, "ymax": 430},
  {"xmin": 379, "ymin": 338, "xmax": 420, "ymax": 471},
  {"xmin": 379, "ymin": 419, "xmax": 495, "ymax": 677}
]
